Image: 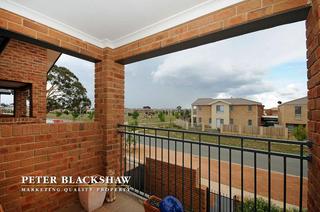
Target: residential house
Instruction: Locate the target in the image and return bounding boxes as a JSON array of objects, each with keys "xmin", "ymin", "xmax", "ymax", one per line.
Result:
[
  {"xmin": 278, "ymin": 97, "xmax": 308, "ymax": 131},
  {"xmin": 264, "ymin": 107, "xmax": 278, "ymax": 116},
  {"xmin": 191, "ymin": 98, "xmax": 263, "ymax": 129}
]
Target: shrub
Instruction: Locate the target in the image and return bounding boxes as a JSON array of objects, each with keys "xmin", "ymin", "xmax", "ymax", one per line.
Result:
[
  {"xmin": 71, "ymin": 111, "xmax": 79, "ymax": 120},
  {"xmin": 87, "ymin": 111, "xmax": 94, "ymax": 120},
  {"xmin": 129, "ymin": 119, "xmax": 138, "ymax": 126},
  {"xmin": 55, "ymin": 111, "xmax": 62, "ymax": 117},
  {"xmin": 293, "ymin": 125, "xmax": 307, "ymax": 141},
  {"xmin": 158, "ymin": 112, "xmax": 165, "ymax": 122},
  {"xmin": 236, "ymin": 198, "xmax": 281, "ymax": 212},
  {"xmin": 132, "ymin": 111, "xmax": 139, "ymax": 120},
  {"xmin": 236, "ymin": 198, "xmax": 304, "ymax": 212}
]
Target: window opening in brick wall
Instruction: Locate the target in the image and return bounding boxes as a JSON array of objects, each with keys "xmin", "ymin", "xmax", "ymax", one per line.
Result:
[
  {"xmin": 46, "ymin": 54, "xmax": 94, "ymax": 123},
  {"xmin": 0, "ymin": 81, "xmax": 32, "ymax": 118}
]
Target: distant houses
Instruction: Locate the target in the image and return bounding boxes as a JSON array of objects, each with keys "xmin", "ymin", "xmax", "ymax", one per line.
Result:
[
  {"xmin": 191, "ymin": 98, "xmax": 263, "ymax": 129},
  {"xmin": 191, "ymin": 96, "xmax": 308, "ymax": 133},
  {"xmin": 278, "ymin": 97, "xmax": 308, "ymax": 131}
]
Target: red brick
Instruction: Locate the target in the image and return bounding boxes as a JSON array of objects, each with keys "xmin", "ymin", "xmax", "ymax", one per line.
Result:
[
  {"xmin": 273, "ymin": 0, "xmax": 309, "ymax": 13},
  {"xmin": 0, "ymin": 125, "xmax": 12, "ymax": 137},
  {"xmin": 248, "ymin": 6, "xmax": 273, "ymax": 21},
  {"xmin": 0, "ymin": 10, "xmax": 22, "ymax": 24},
  {"xmin": 236, "ymin": 0, "xmax": 262, "ymax": 14},
  {"xmin": 23, "ymin": 19, "xmax": 48, "ymax": 34},
  {"xmin": 37, "ymin": 32, "xmax": 60, "ymax": 46}
]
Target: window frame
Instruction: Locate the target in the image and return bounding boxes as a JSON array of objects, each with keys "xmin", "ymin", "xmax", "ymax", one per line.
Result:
[
  {"xmin": 295, "ymin": 106, "xmax": 302, "ymax": 119},
  {"xmin": 216, "ymin": 105, "xmax": 224, "ymax": 113}
]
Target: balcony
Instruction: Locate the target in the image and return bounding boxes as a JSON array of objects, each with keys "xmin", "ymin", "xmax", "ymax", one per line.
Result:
[
  {"xmin": 118, "ymin": 125, "xmax": 310, "ymax": 212},
  {"xmin": 57, "ymin": 193, "xmax": 144, "ymax": 212},
  {"xmin": 0, "ymin": 0, "xmax": 319, "ymax": 211}
]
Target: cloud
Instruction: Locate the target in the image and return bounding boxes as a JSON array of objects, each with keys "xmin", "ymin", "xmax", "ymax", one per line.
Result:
[{"xmin": 149, "ymin": 21, "xmax": 307, "ymax": 108}]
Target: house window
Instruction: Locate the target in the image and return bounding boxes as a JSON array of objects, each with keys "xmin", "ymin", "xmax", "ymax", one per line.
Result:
[
  {"xmin": 230, "ymin": 105, "xmax": 233, "ymax": 111},
  {"xmin": 216, "ymin": 105, "xmax": 224, "ymax": 113},
  {"xmin": 216, "ymin": 118, "xmax": 224, "ymax": 128},
  {"xmin": 193, "ymin": 117, "xmax": 197, "ymax": 123},
  {"xmin": 209, "ymin": 118, "xmax": 212, "ymax": 124},
  {"xmin": 248, "ymin": 105, "xmax": 252, "ymax": 111},
  {"xmin": 199, "ymin": 117, "xmax": 202, "ymax": 123},
  {"xmin": 295, "ymin": 106, "xmax": 302, "ymax": 119},
  {"xmin": 230, "ymin": 118, "xmax": 234, "ymax": 125},
  {"xmin": 248, "ymin": 119, "xmax": 252, "ymax": 126}
]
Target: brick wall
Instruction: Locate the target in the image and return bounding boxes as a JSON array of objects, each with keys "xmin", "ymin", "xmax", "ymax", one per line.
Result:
[
  {"xmin": 0, "ymin": 9, "xmax": 103, "ymax": 61},
  {"xmin": 14, "ymin": 88, "xmax": 29, "ymax": 118},
  {"xmin": 0, "ymin": 122, "xmax": 104, "ymax": 212},
  {"xmin": 306, "ymin": 0, "xmax": 320, "ymax": 211},
  {"xmin": 145, "ymin": 158, "xmax": 207, "ymax": 212},
  {"xmin": 114, "ymin": 0, "xmax": 310, "ymax": 61},
  {"xmin": 95, "ymin": 48, "xmax": 125, "ymax": 176},
  {"xmin": 0, "ymin": 0, "xmax": 319, "ymax": 211},
  {"xmin": 0, "ymin": 39, "xmax": 47, "ymax": 123}
]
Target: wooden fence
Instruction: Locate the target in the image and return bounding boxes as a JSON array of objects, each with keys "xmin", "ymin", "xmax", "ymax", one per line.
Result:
[{"xmin": 221, "ymin": 124, "xmax": 289, "ymax": 139}]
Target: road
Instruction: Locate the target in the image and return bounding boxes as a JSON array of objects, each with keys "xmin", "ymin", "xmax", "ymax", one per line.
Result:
[{"xmin": 131, "ymin": 136, "xmax": 308, "ymax": 177}]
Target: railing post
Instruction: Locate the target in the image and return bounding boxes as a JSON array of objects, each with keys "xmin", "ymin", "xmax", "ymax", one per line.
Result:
[{"xmin": 206, "ymin": 187, "xmax": 210, "ymax": 212}]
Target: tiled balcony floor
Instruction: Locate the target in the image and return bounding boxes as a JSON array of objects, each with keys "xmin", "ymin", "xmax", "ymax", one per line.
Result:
[{"xmin": 58, "ymin": 192, "xmax": 144, "ymax": 212}]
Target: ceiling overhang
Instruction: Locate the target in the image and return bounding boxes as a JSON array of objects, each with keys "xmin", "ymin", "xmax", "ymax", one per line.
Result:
[{"xmin": 0, "ymin": 0, "xmax": 244, "ymax": 48}]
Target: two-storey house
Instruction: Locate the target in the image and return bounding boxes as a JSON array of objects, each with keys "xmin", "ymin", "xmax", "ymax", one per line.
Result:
[{"xmin": 191, "ymin": 98, "xmax": 263, "ymax": 129}]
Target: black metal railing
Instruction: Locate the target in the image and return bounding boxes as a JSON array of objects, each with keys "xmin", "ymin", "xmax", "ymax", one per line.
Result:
[{"xmin": 118, "ymin": 124, "xmax": 311, "ymax": 212}]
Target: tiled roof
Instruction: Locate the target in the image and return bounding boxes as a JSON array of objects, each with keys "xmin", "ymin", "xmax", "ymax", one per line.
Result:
[
  {"xmin": 192, "ymin": 98, "xmax": 262, "ymax": 106},
  {"xmin": 280, "ymin": 97, "xmax": 307, "ymax": 106}
]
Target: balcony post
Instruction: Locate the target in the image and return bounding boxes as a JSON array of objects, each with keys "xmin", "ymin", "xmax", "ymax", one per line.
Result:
[
  {"xmin": 95, "ymin": 48, "xmax": 124, "ymax": 176},
  {"xmin": 306, "ymin": 1, "xmax": 320, "ymax": 211}
]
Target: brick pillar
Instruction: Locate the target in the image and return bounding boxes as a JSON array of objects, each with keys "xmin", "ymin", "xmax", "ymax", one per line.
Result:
[
  {"xmin": 306, "ymin": 1, "xmax": 320, "ymax": 211},
  {"xmin": 95, "ymin": 48, "xmax": 124, "ymax": 176},
  {"xmin": 14, "ymin": 88, "xmax": 28, "ymax": 117}
]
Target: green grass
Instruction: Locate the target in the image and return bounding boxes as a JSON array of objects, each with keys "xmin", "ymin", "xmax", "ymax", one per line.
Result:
[
  {"xmin": 125, "ymin": 113, "xmax": 177, "ymax": 127},
  {"xmin": 141, "ymin": 128, "xmax": 308, "ymax": 155}
]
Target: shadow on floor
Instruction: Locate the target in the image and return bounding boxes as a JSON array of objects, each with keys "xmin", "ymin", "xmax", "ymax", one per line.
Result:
[{"xmin": 58, "ymin": 192, "xmax": 144, "ymax": 212}]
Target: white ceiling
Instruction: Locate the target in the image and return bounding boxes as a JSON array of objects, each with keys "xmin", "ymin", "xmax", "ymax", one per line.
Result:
[{"xmin": 1, "ymin": 0, "xmax": 243, "ymax": 48}]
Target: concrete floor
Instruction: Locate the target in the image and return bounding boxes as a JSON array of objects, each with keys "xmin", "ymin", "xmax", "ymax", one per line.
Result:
[{"xmin": 58, "ymin": 192, "xmax": 144, "ymax": 212}]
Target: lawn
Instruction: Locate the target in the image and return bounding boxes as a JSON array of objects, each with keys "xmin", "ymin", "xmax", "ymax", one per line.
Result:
[
  {"xmin": 48, "ymin": 110, "xmax": 308, "ymax": 155},
  {"xmin": 125, "ymin": 113, "xmax": 177, "ymax": 127},
  {"xmin": 137, "ymin": 128, "xmax": 308, "ymax": 155}
]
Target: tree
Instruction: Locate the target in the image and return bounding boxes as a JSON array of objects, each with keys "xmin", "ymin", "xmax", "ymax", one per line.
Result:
[
  {"xmin": 182, "ymin": 109, "xmax": 191, "ymax": 121},
  {"xmin": 293, "ymin": 125, "xmax": 307, "ymax": 141},
  {"xmin": 132, "ymin": 111, "xmax": 139, "ymax": 120},
  {"xmin": 47, "ymin": 65, "xmax": 91, "ymax": 117},
  {"xmin": 174, "ymin": 111, "xmax": 181, "ymax": 119},
  {"xmin": 130, "ymin": 110, "xmax": 139, "ymax": 125},
  {"xmin": 158, "ymin": 111, "xmax": 165, "ymax": 122}
]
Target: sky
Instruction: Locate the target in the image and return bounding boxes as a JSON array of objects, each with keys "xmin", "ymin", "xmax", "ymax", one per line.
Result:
[
  {"xmin": 125, "ymin": 21, "xmax": 307, "ymax": 109},
  {"xmin": 0, "ymin": 21, "xmax": 307, "ymax": 109}
]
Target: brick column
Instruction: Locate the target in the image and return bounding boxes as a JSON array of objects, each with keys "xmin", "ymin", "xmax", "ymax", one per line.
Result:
[
  {"xmin": 95, "ymin": 48, "xmax": 124, "ymax": 176},
  {"xmin": 14, "ymin": 88, "xmax": 28, "ymax": 117},
  {"xmin": 306, "ymin": 1, "xmax": 320, "ymax": 211}
]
